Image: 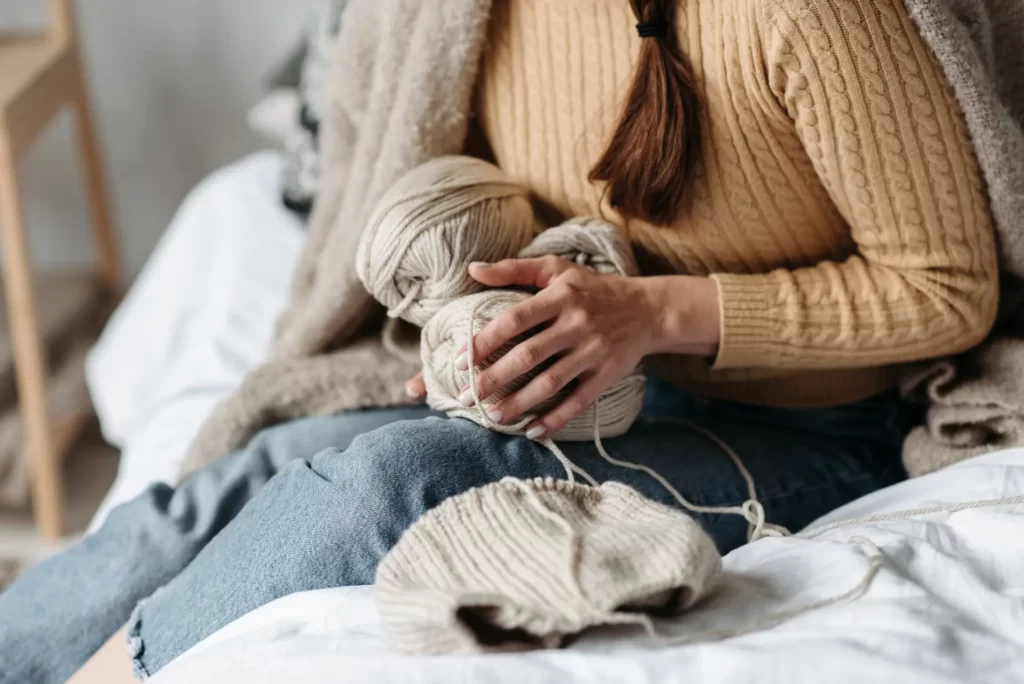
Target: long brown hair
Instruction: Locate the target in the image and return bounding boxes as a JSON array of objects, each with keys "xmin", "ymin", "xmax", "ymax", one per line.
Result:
[{"xmin": 589, "ymin": 0, "xmax": 701, "ymax": 226}]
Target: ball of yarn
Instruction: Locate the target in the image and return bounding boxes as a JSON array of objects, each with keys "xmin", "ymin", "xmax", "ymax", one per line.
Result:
[
  {"xmin": 422, "ymin": 290, "xmax": 645, "ymax": 441},
  {"xmin": 357, "ymin": 156, "xmax": 536, "ymax": 328},
  {"xmin": 519, "ymin": 216, "xmax": 639, "ymax": 277}
]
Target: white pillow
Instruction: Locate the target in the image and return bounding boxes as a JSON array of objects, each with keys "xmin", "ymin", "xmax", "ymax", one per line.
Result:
[{"xmin": 246, "ymin": 88, "xmax": 301, "ymax": 147}]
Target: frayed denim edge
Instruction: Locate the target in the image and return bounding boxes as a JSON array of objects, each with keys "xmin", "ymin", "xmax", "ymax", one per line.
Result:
[{"xmin": 126, "ymin": 597, "xmax": 151, "ymax": 680}]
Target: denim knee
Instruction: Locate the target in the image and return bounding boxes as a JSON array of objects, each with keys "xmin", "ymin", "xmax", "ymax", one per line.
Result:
[
  {"xmin": 308, "ymin": 417, "xmax": 535, "ymax": 528},
  {"xmin": 310, "ymin": 418, "xmax": 462, "ymax": 516}
]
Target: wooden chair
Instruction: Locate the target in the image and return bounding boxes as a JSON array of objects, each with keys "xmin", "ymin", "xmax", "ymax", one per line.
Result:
[{"xmin": 0, "ymin": 0, "xmax": 122, "ymax": 539}]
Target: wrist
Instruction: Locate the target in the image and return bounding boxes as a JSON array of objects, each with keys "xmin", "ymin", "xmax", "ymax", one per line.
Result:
[{"xmin": 642, "ymin": 275, "xmax": 721, "ymax": 357}]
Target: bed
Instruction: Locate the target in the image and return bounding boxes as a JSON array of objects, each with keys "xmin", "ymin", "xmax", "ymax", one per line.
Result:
[
  {"xmin": 84, "ymin": 151, "xmax": 1024, "ymax": 682},
  {"xmin": 85, "ymin": 150, "xmax": 304, "ymax": 530},
  {"xmin": 151, "ymin": 449, "xmax": 1024, "ymax": 683}
]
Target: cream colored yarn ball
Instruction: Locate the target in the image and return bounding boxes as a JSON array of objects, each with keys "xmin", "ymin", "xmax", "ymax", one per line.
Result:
[
  {"xmin": 356, "ymin": 155, "xmax": 536, "ymax": 327},
  {"xmin": 421, "ymin": 290, "xmax": 645, "ymax": 441}
]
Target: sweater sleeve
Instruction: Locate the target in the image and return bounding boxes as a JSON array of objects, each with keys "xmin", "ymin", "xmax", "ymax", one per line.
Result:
[{"xmin": 709, "ymin": 0, "xmax": 999, "ymax": 370}]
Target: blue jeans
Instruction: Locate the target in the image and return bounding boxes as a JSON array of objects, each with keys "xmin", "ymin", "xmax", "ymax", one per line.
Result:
[{"xmin": 0, "ymin": 382, "xmax": 907, "ymax": 682}]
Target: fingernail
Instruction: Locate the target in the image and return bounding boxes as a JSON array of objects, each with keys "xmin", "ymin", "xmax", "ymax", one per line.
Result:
[
  {"xmin": 455, "ymin": 352, "xmax": 469, "ymax": 371},
  {"xmin": 486, "ymin": 409, "xmax": 503, "ymax": 424},
  {"xmin": 405, "ymin": 384, "xmax": 421, "ymax": 399},
  {"xmin": 525, "ymin": 425, "xmax": 546, "ymax": 440},
  {"xmin": 458, "ymin": 388, "xmax": 474, "ymax": 407},
  {"xmin": 470, "ymin": 262, "xmax": 490, "ymax": 270}
]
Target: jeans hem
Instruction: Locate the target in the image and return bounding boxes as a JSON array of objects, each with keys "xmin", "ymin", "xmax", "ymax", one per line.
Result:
[{"xmin": 127, "ymin": 597, "xmax": 151, "ymax": 680}]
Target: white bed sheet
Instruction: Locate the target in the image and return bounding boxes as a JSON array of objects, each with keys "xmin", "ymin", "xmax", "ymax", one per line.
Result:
[
  {"xmin": 153, "ymin": 449, "xmax": 1024, "ymax": 684},
  {"xmin": 86, "ymin": 151, "xmax": 304, "ymax": 529}
]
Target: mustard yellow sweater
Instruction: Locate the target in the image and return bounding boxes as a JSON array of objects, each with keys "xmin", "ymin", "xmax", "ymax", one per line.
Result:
[{"xmin": 475, "ymin": 0, "xmax": 999, "ymax": 407}]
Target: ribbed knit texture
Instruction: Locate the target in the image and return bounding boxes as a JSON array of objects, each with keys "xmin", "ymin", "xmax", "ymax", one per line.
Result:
[
  {"xmin": 375, "ymin": 477, "xmax": 721, "ymax": 654},
  {"xmin": 476, "ymin": 0, "xmax": 999, "ymax": 407}
]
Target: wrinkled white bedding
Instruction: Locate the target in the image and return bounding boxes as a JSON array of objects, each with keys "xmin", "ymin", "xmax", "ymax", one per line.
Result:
[
  {"xmin": 153, "ymin": 449, "xmax": 1024, "ymax": 684},
  {"xmin": 86, "ymin": 151, "xmax": 304, "ymax": 529}
]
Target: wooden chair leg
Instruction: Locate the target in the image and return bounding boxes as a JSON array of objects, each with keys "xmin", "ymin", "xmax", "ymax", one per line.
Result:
[
  {"xmin": 70, "ymin": 57, "xmax": 122, "ymax": 295},
  {"xmin": 0, "ymin": 123, "xmax": 64, "ymax": 540}
]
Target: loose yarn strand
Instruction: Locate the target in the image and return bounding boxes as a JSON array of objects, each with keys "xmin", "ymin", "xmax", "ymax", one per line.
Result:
[
  {"xmin": 592, "ymin": 406, "xmax": 788, "ymax": 542},
  {"xmin": 799, "ymin": 494, "xmax": 1024, "ymax": 538},
  {"xmin": 389, "ymin": 281, "xmax": 422, "ymax": 320}
]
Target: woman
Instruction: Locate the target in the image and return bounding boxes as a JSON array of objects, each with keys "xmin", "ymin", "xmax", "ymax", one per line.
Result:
[{"xmin": 0, "ymin": 0, "xmax": 998, "ymax": 681}]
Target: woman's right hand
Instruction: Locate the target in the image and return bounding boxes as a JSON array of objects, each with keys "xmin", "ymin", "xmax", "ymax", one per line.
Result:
[{"xmin": 405, "ymin": 372, "xmax": 426, "ymax": 401}]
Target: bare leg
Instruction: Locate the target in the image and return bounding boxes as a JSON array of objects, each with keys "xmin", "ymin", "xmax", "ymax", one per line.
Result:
[{"xmin": 67, "ymin": 627, "xmax": 134, "ymax": 684}]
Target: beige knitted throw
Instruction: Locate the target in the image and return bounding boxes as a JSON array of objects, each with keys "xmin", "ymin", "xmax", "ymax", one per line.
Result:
[
  {"xmin": 898, "ymin": 0, "xmax": 1024, "ymax": 476},
  {"xmin": 180, "ymin": 0, "xmax": 1024, "ymax": 479},
  {"xmin": 177, "ymin": 0, "xmax": 495, "ymax": 477}
]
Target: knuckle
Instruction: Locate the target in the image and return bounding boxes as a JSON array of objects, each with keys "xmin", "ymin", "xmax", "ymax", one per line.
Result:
[
  {"xmin": 561, "ymin": 267, "xmax": 583, "ymax": 284},
  {"xmin": 566, "ymin": 395, "xmax": 590, "ymax": 417},
  {"xmin": 472, "ymin": 372, "xmax": 491, "ymax": 396},
  {"xmin": 551, "ymin": 281, "xmax": 575, "ymax": 303},
  {"xmin": 514, "ymin": 344, "xmax": 542, "ymax": 369},
  {"xmin": 567, "ymin": 308, "xmax": 591, "ymax": 330},
  {"xmin": 538, "ymin": 371, "xmax": 564, "ymax": 396},
  {"xmin": 505, "ymin": 306, "xmax": 528, "ymax": 331},
  {"xmin": 592, "ymin": 333, "xmax": 612, "ymax": 355},
  {"xmin": 543, "ymin": 255, "xmax": 563, "ymax": 270},
  {"xmin": 565, "ymin": 397, "xmax": 589, "ymax": 419}
]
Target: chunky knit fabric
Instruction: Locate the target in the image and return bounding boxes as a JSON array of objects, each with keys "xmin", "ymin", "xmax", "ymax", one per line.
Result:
[
  {"xmin": 375, "ymin": 477, "xmax": 721, "ymax": 654},
  {"xmin": 476, "ymin": 0, "xmax": 999, "ymax": 408}
]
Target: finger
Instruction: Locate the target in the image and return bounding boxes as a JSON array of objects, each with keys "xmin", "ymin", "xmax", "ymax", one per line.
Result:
[
  {"xmin": 464, "ymin": 319, "xmax": 585, "ymax": 406},
  {"xmin": 405, "ymin": 372, "xmax": 426, "ymax": 400},
  {"xmin": 468, "ymin": 256, "xmax": 570, "ymax": 289},
  {"xmin": 526, "ymin": 364, "xmax": 621, "ymax": 439},
  {"xmin": 487, "ymin": 337, "xmax": 606, "ymax": 424},
  {"xmin": 461, "ymin": 289, "xmax": 564, "ymax": 370}
]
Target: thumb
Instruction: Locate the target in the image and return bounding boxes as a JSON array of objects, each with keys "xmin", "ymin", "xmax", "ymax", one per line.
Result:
[
  {"xmin": 469, "ymin": 256, "xmax": 568, "ymax": 289},
  {"xmin": 405, "ymin": 372, "xmax": 426, "ymax": 400}
]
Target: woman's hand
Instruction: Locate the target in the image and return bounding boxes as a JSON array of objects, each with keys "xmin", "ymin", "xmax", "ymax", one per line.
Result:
[
  {"xmin": 405, "ymin": 372, "xmax": 426, "ymax": 401},
  {"xmin": 459, "ymin": 257, "xmax": 721, "ymax": 438}
]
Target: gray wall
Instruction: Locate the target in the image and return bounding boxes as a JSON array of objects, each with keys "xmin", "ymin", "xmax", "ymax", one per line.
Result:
[{"xmin": 13, "ymin": 0, "xmax": 315, "ymax": 277}]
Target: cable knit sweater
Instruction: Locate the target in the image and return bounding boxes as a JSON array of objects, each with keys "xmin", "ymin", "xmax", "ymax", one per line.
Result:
[{"xmin": 476, "ymin": 0, "xmax": 999, "ymax": 407}]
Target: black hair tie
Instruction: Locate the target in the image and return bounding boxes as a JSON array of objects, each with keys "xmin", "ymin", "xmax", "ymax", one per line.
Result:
[{"xmin": 636, "ymin": 20, "xmax": 668, "ymax": 38}]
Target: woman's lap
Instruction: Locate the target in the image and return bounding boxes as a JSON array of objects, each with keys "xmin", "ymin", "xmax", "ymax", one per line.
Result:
[
  {"xmin": 128, "ymin": 398, "xmax": 905, "ymax": 675},
  {"xmin": 0, "ymin": 391, "xmax": 906, "ymax": 682},
  {"xmin": 0, "ymin": 405, "xmax": 433, "ymax": 684}
]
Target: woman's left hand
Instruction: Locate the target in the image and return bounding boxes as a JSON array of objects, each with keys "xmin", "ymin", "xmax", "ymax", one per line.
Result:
[{"xmin": 459, "ymin": 257, "xmax": 720, "ymax": 439}]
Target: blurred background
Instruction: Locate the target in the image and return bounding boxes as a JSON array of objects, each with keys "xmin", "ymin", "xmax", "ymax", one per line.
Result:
[
  {"xmin": 0, "ymin": 0, "xmax": 319, "ymax": 572},
  {"xmin": 17, "ymin": 0, "xmax": 314, "ymax": 276}
]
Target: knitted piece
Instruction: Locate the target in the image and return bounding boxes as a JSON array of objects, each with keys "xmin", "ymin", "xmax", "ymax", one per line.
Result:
[{"xmin": 375, "ymin": 477, "xmax": 721, "ymax": 654}]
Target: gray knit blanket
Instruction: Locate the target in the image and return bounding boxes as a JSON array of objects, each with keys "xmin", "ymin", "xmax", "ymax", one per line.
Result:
[
  {"xmin": 180, "ymin": 0, "xmax": 1024, "ymax": 480},
  {"xmin": 899, "ymin": 0, "xmax": 1024, "ymax": 476}
]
